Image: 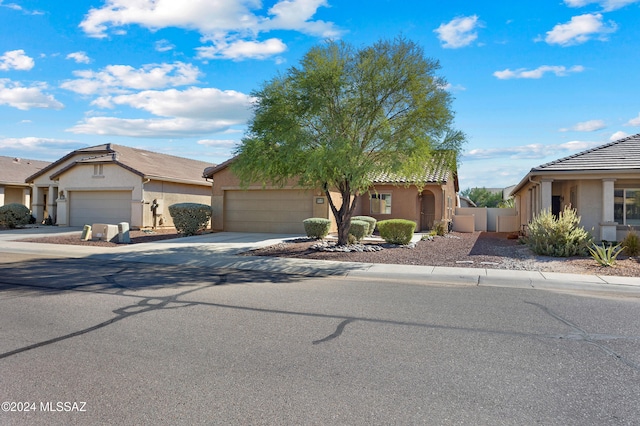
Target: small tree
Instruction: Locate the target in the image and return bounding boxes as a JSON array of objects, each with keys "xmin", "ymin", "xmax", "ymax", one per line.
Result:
[
  {"xmin": 461, "ymin": 187, "xmax": 503, "ymax": 208},
  {"xmin": 232, "ymin": 37, "xmax": 465, "ymax": 245}
]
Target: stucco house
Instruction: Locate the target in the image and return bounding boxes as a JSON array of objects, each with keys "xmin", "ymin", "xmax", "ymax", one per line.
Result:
[
  {"xmin": 26, "ymin": 144, "xmax": 212, "ymax": 228},
  {"xmin": 202, "ymin": 152, "xmax": 458, "ymax": 234},
  {"xmin": 510, "ymin": 133, "xmax": 640, "ymax": 242},
  {"xmin": 0, "ymin": 156, "xmax": 50, "ymax": 209}
]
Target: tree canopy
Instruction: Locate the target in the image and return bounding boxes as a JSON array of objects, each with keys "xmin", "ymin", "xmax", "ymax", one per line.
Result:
[
  {"xmin": 461, "ymin": 187, "xmax": 504, "ymax": 208},
  {"xmin": 232, "ymin": 37, "xmax": 465, "ymax": 244}
]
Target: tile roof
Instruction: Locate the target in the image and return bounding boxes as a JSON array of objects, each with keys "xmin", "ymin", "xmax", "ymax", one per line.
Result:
[
  {"xmin": 28, "ymin": 144, "xmax": 213, "ymax": 185},
  {"xmin": 0, "ymin": 156, "xmax": 51, "ymax": 185},
  {"xmin": 368, "ymin": 151, "xmax": 455, "ymax": 184},
  {"xmin": 533, "ymin": 133, "xmax": 640, "ymax": 172}
]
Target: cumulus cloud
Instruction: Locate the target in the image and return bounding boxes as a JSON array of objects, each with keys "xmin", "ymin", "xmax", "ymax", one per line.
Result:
[
  {"xmin": 464, "ymin": 140, "xmax": 601, "ymax": 160},
  {"xmin": 66, "ymin": 51, "xmax": 91, "ymax": 64},
  {"xmin": 0, "ymin": 49, "xmax": 35, "ymax": 71},
  {"xmin": 626, "ymin": 113, "xmax": 640, "ymax": 126},
  {"xmin": 79, "ymin": 0, "xmax": 341, "ymax": 60},
  {"xmin": 0, "ymin": 137, "xmax": 79, "ymax": 150},
  {"xmin": 0, "ymin": 79, "xmax": 63, "ymax": 110},
  {"xmin": 559, "ymin": 119, "xmax": 606, "ymax": 132},
  {"xmin": 434, "ymin": 15, "xmax": 481, "ymax": 48},
  {"xmin": 196, "ymin": 38, "xmax": 287, "ymax": 60},
  {"xmin": 493, "ymin": 65, "xmax": 584, "ymax": 79},
  {"xmin": 60, "ymin": 62, "xmax": 200, "ymax": 95},
  {"xmin": 67, "ymin": 87, "xmax": 253, "ymax": 137},
  {"xmin": 609, "ymin": 131, "xmax": 628, "ymax": 140},
  {"xmin": 564, "ymin": 0, "xmax": 640, "ymax": 11},
  {"xmin": 542, "ymin": 13, "xmax": 616, "ymax": 46}
]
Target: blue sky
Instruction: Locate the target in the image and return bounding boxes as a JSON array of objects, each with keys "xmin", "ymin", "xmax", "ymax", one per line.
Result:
[{"xmin": 1, "ymin": 0, "xmax": 639, "ymax": 190}]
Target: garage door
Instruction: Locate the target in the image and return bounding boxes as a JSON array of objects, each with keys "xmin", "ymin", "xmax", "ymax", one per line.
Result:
[
  {"xmin": 69, "ymin": 191, "xmax": 132, "ymax": 227},
  {"xmin": 224, "ymin": 190, "xmax": 314, "ymax": 233}
]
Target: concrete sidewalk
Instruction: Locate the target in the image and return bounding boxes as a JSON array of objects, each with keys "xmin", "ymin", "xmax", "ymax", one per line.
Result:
[{"xmin": 1, "ymin": 227, "xmax": 638, "ymax": 293}]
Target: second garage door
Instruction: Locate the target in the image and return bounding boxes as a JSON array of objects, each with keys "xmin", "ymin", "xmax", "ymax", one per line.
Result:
[
  {"xmin": 69, "ymin": 191, "xmax": 132, "ymax": 227},
  {"xmin": 224, "ymin": 189, "xmax": 314, "ymax": 233}
]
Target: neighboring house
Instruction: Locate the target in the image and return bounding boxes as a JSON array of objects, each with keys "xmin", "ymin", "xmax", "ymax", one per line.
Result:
[
  {"xmin": 0, "ymin": 156, "xmax": 51, "ymax": 210},
  {"xmin": 202, "ymin": 152, "xmax": 458, "ymax": 234},
  {"xmin": 26, "ymin": 144, "xmax": 212, "ymax": 228},
  {"xmin": 510, "ymin": 133, "xmax": 640, "ymax": 242}
]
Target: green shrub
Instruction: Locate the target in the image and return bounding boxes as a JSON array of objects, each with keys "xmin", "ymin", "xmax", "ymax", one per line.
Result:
[
  {"xmin": 377, "ymin": 219, "xmax": 417, "ymax": 245},
  {"xmin": 348, "ymin": 219, "xmax": 368, "ymax": 242},
  {"xmin": 167, "ymin": 203, "xmax": 212, "ymax": 236},
  {"xmin": 303, "ymin": 218, "xmax": 331, "ymax": 239},
  {"xmin": 622, "ymin": 229, "xmax": 640, "ymax": 256},
  {"xmin": 432, "ymin": 220, "xmax": 448, "ymax": 236},
  {"xmin": 525, "ymin": 207, "xmax": 592, "ymax": 257},
  {"xmin": 351, "ymin": 216, "xmax": 376, "ymax": 236},
  {"xmin": 0, "ymin": 203, "xmax": 31, "ymax": 229},
  {"xmin": 589, "ymin": 242, "xmax": 624, "ymax": 267}
]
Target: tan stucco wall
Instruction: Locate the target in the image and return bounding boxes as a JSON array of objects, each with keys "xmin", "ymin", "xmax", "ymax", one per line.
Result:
[{"xmin": 143, "ymin": 180, "xmax": 211, "ymax": 228}]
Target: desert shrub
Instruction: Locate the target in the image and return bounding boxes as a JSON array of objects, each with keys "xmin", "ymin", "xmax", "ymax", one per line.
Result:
[
  {"xmin": 622, "ymin": 229, "xmax": 640, "ymax": 256},
  {"xmin": 0, "ymin": 203, "xmax": 31, "ymax": 229},
  {"xmin": 303, "ymin": 218, "xmax": 331, "ymax": 239},
  {"xmin": 168, "ymin": 203, "xmax": 212, "ymax": 236},
  {"xmin": 377, "ymin": 219, "xmax": 417, "ymax": 245},
  {"xmin": 348, "ymin": 219, "xmax": 368, "ymax": 242},
  {"xmin": 432, "ymin": 220, "xmax": 448, "ymax": 236},
  {"xmin": 351, "ymin": 216, "xmax": 376, "ymax": 236},
  {"xmin": 589, "ymin": 242, "xmax": 624, "ymax": 267},
  {"xmin": 525, "ymin": 207, "xmax": 592, "ymax": 257}
]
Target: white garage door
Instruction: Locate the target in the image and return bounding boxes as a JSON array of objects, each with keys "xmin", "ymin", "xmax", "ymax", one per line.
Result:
[
  {"xmin": 69, "ymin": 191, "xmax": 132, "ymax": 227},
  {"xmin": 224, "ymin": 190, "xmax": 314, "ymax": 233}
]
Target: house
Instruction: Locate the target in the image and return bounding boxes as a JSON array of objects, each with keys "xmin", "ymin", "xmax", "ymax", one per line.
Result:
[
  {"xmin": 0, "ymin": 156, "xmax": 51, "ymax": 210},
  {"xmin": 202, "ymin": 152, "xmax": 458, "ymax": 234},
  {"xmin": 510, "ymin": 133, "xmax": 640, "ymax": 242},
  {"xmin": 26, "ymin": 144, "xmax": 212, "ymax": 228}
]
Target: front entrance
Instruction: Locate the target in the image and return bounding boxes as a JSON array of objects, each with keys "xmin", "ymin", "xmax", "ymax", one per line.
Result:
[{"xmin": 421, "ymin": 191, "xmax": 435, "ymax": 231}]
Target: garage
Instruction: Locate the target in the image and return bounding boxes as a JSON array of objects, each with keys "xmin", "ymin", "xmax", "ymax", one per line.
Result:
[
  {"xmin": 69, "ymin": 191, "xmax": 132, "ymax": 227},
  {"xmin": 224, "ymin": 189, "xmax": 314, "ymax": 233}
]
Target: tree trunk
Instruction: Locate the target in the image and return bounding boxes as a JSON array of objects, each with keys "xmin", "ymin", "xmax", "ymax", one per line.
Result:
[{"xmin": 325, "ymin": 184, "xmax": 357, "ymax": 246}]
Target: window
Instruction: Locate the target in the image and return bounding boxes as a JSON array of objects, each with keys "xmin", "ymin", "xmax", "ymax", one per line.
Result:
[
  {"xmin": 371, "ymin": 193, "xmax": 391, "ymax": 214},
  {"xmin": 93, "ymin": 164, "xmax": 104, "ymax": 177},
  {"xmin": 614, "ymin": 189, "xmax": 640, "ymax": 225}
]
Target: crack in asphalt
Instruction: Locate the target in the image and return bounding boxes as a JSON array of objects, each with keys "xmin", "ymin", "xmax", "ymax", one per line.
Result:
[
  {"xmin": 1, "ymin": 276, "xmax": 639, "ymax": 372},
  {"xmin": 526, "ymin": 301, "xmax": 640, "ymax": 371}
]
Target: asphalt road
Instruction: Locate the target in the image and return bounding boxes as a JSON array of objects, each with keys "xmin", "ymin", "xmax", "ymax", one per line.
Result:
[{"xmin": 1, "ymin": 255, "xmax": 639, "ymax": 425}]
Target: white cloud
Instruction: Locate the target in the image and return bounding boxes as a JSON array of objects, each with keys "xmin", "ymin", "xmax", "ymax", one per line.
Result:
[
  {"xmin": 434, "ymin": 15, "xmax": 481, "ymax": 48},
  {"xmin": 197, "ymin": 139, "xmax": 238, "ymax": 147},
  {"xmin": 92, "ymin": 87, "xmax": 253, "ymax": 119},
  {"xmin": 609, "ymin": 131, "xmax": 628, "ymax": 140},
  {"xmin": 464, "ymin": 140, "xmax": 601, "ymax": 160},
  {"xmin": 564, "ymin": 0, "xmax": 640, "ymax": 11},
  {"xmin": 66, "ymin": 51, "xmax": 91, "ymax": 64},
  {"xmin": 155, "ymin": 39, "xmax": 175, "ymax": 52},
  {"xmin": 60, "ymin": 62, "xmax": 200, "ymax": 95},
  {"xmin": 0, "ymin": 137, "xmax": 78, "ymax": 150},
  {"xmin": 79, "ymin": 0, "xmax": 341, "ymax": 60},
  {"xmin": 67, "ymin": 117, "xmax": 238, "ymax": 138},
  {"xmin": 542, "ymin": 13, "xmax": 616, "ymax": 46},
  {"xmin": 559, "ymin": 119, "xmax": 606, "ymax": 132},
  {"xmin": 626, "ymin": 113, "xmax": 640, "ymax": 126},
  {"xmin": 68, "ymin": 87, "xmax": 253, "ymax": 137},
  {"xmin": 493, "ymin": 65, "xmax": 584, "ymax": 79},
  {"xmin": 196, "ymin": 38, "xmax": 287, "ymax": 60},
  {"xmin": 0, "ymin": 49, "xmax": 35, "ymax": 71},
  {"xmin": 0, "ymin": 79, "xmax": 63, "ymax": 110}
]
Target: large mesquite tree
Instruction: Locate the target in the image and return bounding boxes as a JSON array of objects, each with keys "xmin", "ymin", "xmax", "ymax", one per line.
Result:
[{"xmin": 232, "ymin": 37, "xmax": 465, "ymax": 245}]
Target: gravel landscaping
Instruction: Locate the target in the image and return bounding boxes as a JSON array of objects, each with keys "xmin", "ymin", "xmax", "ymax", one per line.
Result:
[{"xmin": 9, "ymin": 227, "xmax": 640, "ymax": 277}]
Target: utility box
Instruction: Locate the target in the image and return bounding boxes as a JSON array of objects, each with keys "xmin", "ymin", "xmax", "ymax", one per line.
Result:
[
  {"xmin": 118, "ymin": 222, "xmax": 131, "ymax": 244},
  {"xmin": 92, "ymin": 223, "xmax": 119, "ymax": 242},
  {"xmin": 81, "ymin": 225, "xmax": 92, "ymax": 241}
]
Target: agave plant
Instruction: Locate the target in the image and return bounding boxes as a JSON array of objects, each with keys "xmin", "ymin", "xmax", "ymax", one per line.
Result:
[{"xmin": 588, "ymin": 242, "xmax": 624, "ymax": 267}]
